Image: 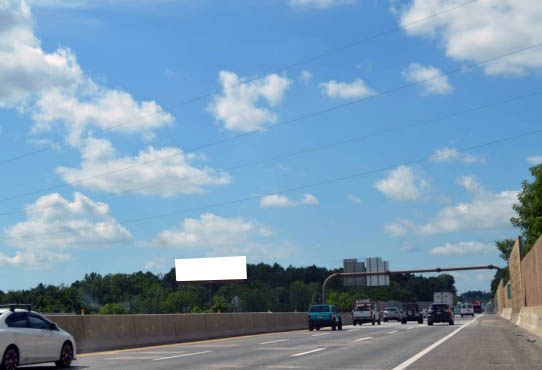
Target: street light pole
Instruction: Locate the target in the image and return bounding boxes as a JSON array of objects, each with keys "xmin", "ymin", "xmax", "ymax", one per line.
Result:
[{"xmin": 321, "ymin": 264, "xmax": 500, "ymax": 304}]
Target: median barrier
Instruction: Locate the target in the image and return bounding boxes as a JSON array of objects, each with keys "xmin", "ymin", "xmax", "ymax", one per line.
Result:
[
  {"xmin": 48, "ymin": 312, "xmax": 312, "ymax": 353},
  {"xmin": 500, "ymin": 308, "xmax": 513, "ymax": 321},
  {"xmin": 517, "ymin": 307, "xmax": 542, "ymax": 338}
]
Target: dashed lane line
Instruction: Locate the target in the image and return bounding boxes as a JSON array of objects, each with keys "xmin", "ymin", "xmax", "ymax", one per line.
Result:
[
  {"xmin": 261, "ymin": 339, "xmax": 290, "ymax": 345},
  {"xmin": 290, "ymin": 348, "xmax": 326, "ymax": 357},
  {"xmin": 387, "ymin": 331, "xmax": 398, "ymax": 334},
  {"xmin": 311, "ymin": 333, "xmax": 330, "ymax": 337},
  {"xmin": 152, "ymin": 350, "xmax": 212, "ymax": 361},
  {"xmin": 354, "ymin": 337, "xmax": 373, "ymax": 342}
]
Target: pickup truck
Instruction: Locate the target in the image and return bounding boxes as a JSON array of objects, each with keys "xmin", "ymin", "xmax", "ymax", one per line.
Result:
[
  {"xmin": 352, "ymin": 302, "xmax": 381, "ymax": 326},
  {"xmin": 308, "ymin": 304, "xmax": 343, "ymax": 331}
]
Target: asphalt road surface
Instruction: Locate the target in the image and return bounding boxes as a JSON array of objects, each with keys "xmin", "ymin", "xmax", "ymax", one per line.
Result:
[{"xmin": 20, "ymin": 314, "xmax": 542, "ymax": 370}]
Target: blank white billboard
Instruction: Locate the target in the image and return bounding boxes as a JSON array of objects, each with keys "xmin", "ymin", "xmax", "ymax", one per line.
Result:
[{"xmin": 175, "ymin": 256, "xmax": 247, "ymax": 282}]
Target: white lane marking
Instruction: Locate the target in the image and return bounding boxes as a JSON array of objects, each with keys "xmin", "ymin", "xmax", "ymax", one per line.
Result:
[
  {"xmin": 387, "ymin": 331, "xmax": 398, "ymax": 334},
  {"xmin": 261, "ymin": 339, "xmax": 289, "ymax": 345},
  {"xmin": 406, "ymin": 327, "xmax": 414, "ymax": 330},
  {"xmin": 311, "ymin": 332, "xmax": 329, "ymax": 337},
  {"xmin": 354, "ymin": 337, "xmax": 373, "ymax": 342},
  {"xmin": 392, "ymin": 315, "xmax": 482, "ymax": 370},
  {"xmin": 290, "ymin": 348, "xmax": 326, "ymax": 357},
  {"xmin": 152, "ymin": 350, "xmax": 211, "ymax": 361}
]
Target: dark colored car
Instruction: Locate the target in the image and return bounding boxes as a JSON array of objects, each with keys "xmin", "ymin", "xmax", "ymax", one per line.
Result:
[
  {"xmin": 427, "ymin": 303, "xmax": 454, "ymax": 326},
  {"xmin": 307, "ymin": 304, "xmax": 342, "ymax": 331},
  {"xmin": 401, "ymin": 303, "xmax": 423, "ymax": 324}
]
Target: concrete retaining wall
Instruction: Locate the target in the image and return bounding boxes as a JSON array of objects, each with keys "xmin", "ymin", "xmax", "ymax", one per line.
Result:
[{"xmin": 47, "ymin": 313, "xmax": 308, "ymax": 353}]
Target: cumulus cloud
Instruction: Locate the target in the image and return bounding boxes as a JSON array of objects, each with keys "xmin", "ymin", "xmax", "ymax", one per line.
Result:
[
  {"xmin": 56, "ymin": 137, "xmax": 231, "ymax": 196},
  {"xmin": 260, "ymin": 193, "xmax": 319, "ymax": 208},
  {"xmin": 430, "ymin": 147, "xmax": 485, "ymax": 164},
  {"xmin": 1, "ymin": 192, "xmax": 131, "ymax": 268},
  {"xmin": 208, "ymin": 70, "xmax": 291, "ymax": 132},
  {"xmin": 385, "ymin": 176, "xmax": 517, "ymax": 236},
  {"xmin": 289, "ymin": 0, "xmax": 354, "ymax": 8},
  {"xmin": 0, "ymin": 0, "xmax": 172, "ymax": 141},
  {"xmin": 152, "ymin": 213, "xmax": 294, "ymax": 259},
  {"xmin": 402, "ymin": 64, "xmax": 452, "ymax": 95},
  {"xmin": 320, "ymin": 78, "xmax": 375, "ymax": 99},
  {"xmin": 375, "ymin": 165, "xmax": 429, "ymax": 201},
  {"xmin": 527, "ymin": 156, "xmax": 542, "ymax": 165},
  {"xmin": 0, "ymin": 249, "xmax": 71, "ymax": 270},
  {"xmin": 398, "ymin": 1, "xmax": 542, "ymax": 75},
  {"xmin": 430, "ymin": 241, "xmax": 493, "ymax": 255}
]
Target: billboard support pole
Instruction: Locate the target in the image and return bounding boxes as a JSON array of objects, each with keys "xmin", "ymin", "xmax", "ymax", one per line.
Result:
[{"xmin": 321, "ymin": 264, "xmax": 500, "ymax": 304}]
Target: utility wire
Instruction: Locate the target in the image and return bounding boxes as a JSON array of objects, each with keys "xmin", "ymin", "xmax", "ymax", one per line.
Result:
[
  {"xmin": 1, "ymin": 126, "xmax": 540, "ymax": 242},
  {"xmin": 0, "ymin": 90, "xmax": 538, "ymax": 217},
  {"xmin": 0, "ymin": 0, "xmax": 479, "ymax": 166},
  {"xmin": 0, "ymin": 42, "xmax": 539, "ymax": 205}
]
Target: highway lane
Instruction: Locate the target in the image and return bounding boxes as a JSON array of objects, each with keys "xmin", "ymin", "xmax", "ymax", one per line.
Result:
[
  {"xmin": 20, "ymin": 316, "xmax": 478, "ymax": 369},
  {"xmin": 19, "ymin": 314, "xmax": 542, "ymax": 369}
]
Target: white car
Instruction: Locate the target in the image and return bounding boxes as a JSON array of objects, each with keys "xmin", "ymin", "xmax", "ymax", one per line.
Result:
[
  {"xmin": 460, "ymin": 303, "xmax": 474, "ymax": 317},
  {"xmin": 0, "ymin": 305, "xmax": 76, "ymax": 370}
]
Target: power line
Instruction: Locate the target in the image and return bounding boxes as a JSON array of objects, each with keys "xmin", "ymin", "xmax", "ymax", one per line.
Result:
[
  {"xmin": 0, "ymin": 90, "xmax": 538, "ymax": 217},
  {"xmin": 1, "ymin": 127, "xmax": 540, "ymax": 242},
  {"xmin": 0, "ymin": 0, "xmax": 479, "ymax": 167},
  {"xmin": 0, "ymin": 42, "xmax": 539, "ymax": 205}
]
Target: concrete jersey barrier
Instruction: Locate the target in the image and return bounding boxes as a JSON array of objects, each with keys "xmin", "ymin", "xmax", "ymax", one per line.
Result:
[{"xmin": 47, "ymin": 312, "xmax": 308, "ymax": 353}]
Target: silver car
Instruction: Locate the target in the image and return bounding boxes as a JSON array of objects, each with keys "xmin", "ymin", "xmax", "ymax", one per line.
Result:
[
  {"xmin": 383, "ymin": 307, "xmax": 401, "ymax": 322},
  {"xmin": 0, "ymin": 305, "xmax": 76, "ymax": 370}
]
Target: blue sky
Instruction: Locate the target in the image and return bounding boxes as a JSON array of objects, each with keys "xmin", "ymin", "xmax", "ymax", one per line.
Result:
[{"xmin": 1, "ymin": 0, "xmax": 541, "ymax": 293}]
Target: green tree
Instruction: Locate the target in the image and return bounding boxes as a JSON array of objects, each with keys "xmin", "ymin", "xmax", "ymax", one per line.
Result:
[
  {"xmin": 495, "ymin": 239, "xmax": 516, "ymax": 262},
  {"xmin": 511, "ymin": 164, "xmax": 542, "ymax": 253},
  {"xmin": 211, "ymin": 295, "xmax": 232, "ymax": 313},
  {"xmin": 289, "ymin": 281, "xmax": 312, "ymax": 312},
  {"xmin": 327, "ymin": 292, "xmax": 353, "ymax": 312},
  {"xmin": 99, "ymin": 303, "xmax": 128, "ymax": 314},
  {"xmin": 164, "ymin": 288, "xmax": 200, "ymax": 313}
]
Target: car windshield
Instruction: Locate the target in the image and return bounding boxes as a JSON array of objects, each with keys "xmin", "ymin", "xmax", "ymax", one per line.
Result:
[{"xmin": 310, "ymin": 305, "xmax": 330, "ymax": 313}]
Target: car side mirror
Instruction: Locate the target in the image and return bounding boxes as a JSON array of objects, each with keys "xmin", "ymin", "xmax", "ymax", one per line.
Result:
[{"xmin": 49, "ymin": 322, "xmax": 58, "ymax": 331}]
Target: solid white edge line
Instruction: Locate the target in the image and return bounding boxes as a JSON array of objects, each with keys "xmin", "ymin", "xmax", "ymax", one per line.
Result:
[
  {"xmin": 152, "ymin": 350, "xmax": 212, "ymax": 361},
  {"xmin": 387, "ymin": 331, "xmax": 398, "ymax": 334},
  {"xmin": 392, "ymin": 315, "xmax": 482, "ymax": 370},
  {"xmin": 354, "ymin": 337, "xmax": 373, "ymax": 342},
  {"xmin": 290, "ymin": 348, "xmax": 326, "ymax": 357},
  {"xmin": 260, "ymin": 339, "xmax": 289, "ymax": 345}
]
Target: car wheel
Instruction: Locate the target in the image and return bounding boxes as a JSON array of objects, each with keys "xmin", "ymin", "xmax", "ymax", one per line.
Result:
[
  {"xmin": 428, "ymin": 321, "xmax": 433, "ymax": 326},
  {"xmin": 338, "ymin": 320, "xmax": 343, "ymax": 331},
  {"xmin": 55, "ymin": 342, "xmax": 73, "ymax": 368},
  {"xmin": 461, "ymin": 314, "xmax": 463, "ymax": 318},
  {"xmin": 418, "ymin": 319, "xmax": 423, "ymax": 324},
  {"xmin": 378, "ymin": 319, "xmax": 381, "ymax": 325},
  {"xmin": 353, "ymin": 321, "xmax": 357, "ymax": 326},
  {"xmin": 332, "ymin": 323, "xmax": 336, "ymax": 331},
  {"xmin": 1, "ymin": 347, "xmax": 18, "ymax": 370},
  {"xmin": 449, "ymin": 320, "xmax": 454, "ymax": 325},
  {"xmin": 316, "ymin": 326, "xmax": 320, "ymax": 331},
  {"xmin": 401, "ymin": 320, "xmax": 406, "ymax": 324},
  {"xmin": 309, "ymin": 323, "xmax": 314, "ymax": 331}
]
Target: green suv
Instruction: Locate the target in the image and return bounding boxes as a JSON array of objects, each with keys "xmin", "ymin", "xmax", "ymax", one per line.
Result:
[{"xmin": 308, "ymin": 304, "xmax": 343, "ymax": 331}]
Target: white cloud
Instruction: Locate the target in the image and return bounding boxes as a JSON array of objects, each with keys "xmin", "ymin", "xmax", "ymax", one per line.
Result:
[
  {"xmin": 56, "ymin": 136, "xmax": 231, "ymax": 196},
  {"xmin": 143, "ymin": 256, "xmax": 169, "ymax": 272},
  {"xmin": 152, "ymin": 213, "xmax": 294, "ymax": 259},
  {"xmin": 0, "ymin": 0, "xmax": 172, "ymax": 141},
  {"xmin": 3, "ymin": 192, "xmax": 132, "ymax": 250},
  {"xmin": 375, "ymin": 165, "xmax": 429, "ymax": 201},
  {"xmin": 398, "ymin": 1, "xmax": 542, "ymax": 75},
  {"xmin": 208, "ymin": 70, "xmax": 291, "ymax": 132},
  {"xmin": 0, "ymin": 250, "xmax": 70, "ymax": 270},
  {"xmin": 260, "ymin": 193, "xmax": 319, "ymax": 208},
  {"xmin": 385, "ymin": 176, "xmax": 518, "ymax": 236},
  {"xmin": 300, "ymin": 70, "xmax": 313, "ymax": 83},
  {"xmin": 429, "ymin": 241, "xmax": 493, "ymax": 255},
  {"xmin": 289, "ymin": 0, "xmax": 354, "ymax": 8},
  {"xmin": 402, "ymin": 63, "xmax": 452, "ymax": 95},
  {"xmin": 430, "ymin": 147, "xmax": 485, "ymax": 164},
  {"xmin": 320, "ymin": 78, "xmax": 375, "ymax": 99},
  {"xmin": 527, "ymin": 156, "xmax": 542, "ymax": 165},
  {"xmin": 347, "ymin": 194, "xmax": 361, "ymax": 204}
]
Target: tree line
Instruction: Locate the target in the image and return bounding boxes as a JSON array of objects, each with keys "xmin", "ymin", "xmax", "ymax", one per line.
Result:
[{"xmin": 0, "ymin": 263, "xmax": 457, "ymax": 314}]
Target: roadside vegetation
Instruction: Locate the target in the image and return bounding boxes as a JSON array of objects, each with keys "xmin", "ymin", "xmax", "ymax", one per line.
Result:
[{"xmin": 0, "ymin": 264, "xmax": 457, "ymax": 314}]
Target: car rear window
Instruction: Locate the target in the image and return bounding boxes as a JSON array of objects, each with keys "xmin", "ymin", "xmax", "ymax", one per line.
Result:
[
  {"xmin": 355, "ymin": 305, "xmax": 370, "ymax": 311},
  {"xmin": 385, "ymin": 308, "xmax": 396, "ymax": 312},
  {"xmin": 310, "ymin": 305, "xmax": 330, "ymax": 313},
  {"xmin": 431, "ymin": 304, "xmax": 449, "ymax": 310},
  {"xmin": 403, "ymin": 304, "xmax": 418, "ymax": 311}
]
